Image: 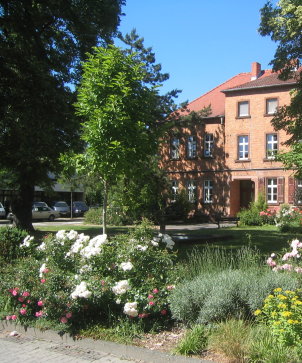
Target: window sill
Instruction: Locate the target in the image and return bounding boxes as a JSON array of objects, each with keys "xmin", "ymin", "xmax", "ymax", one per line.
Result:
[
  {"xmin": 263, "ymin": 157, "xmax": 276, "ymax": 162},
  {"xmin": 235, "ymin": 116, "xmax": 251, "ymax": 119},
  {"xmin": 264, "ymin": 113, "xmax": 276, "ymax": 117},
  {"xmin": 235, "ymin": 159, "xmax": 251, "ymax": 163}
]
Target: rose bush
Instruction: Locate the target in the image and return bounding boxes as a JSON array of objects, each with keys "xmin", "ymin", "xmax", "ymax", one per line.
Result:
[{"xmin": 0, "ymin": 220, "xmax": 177, "ymax": 331}]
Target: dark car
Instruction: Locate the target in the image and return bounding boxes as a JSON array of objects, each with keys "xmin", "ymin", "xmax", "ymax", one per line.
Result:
[{"xmin": 72, "ymin": 201, "xmax": 89, "ymax": 217}]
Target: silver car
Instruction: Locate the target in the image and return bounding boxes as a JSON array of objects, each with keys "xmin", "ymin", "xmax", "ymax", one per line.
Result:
[
  {"xmin": 0, "ymin": 202, "xmax": 6, "ymax": 219},
  {"xmin": 7, "ymin": 206, "xmax": 60, "ymax": 221},
  {"xmin": 51, "ymin": 201, "xmax": 70, "ymax": 217}
]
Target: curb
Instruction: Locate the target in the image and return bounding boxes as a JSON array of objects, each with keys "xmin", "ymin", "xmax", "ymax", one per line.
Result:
[{"xmin": 0, "ymin": 321, "xmax": 214, "ymax": 363}]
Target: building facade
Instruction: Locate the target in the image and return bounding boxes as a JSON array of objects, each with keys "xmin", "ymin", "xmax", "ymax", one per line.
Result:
[{"xmin": 160, "ymin": 62, "xmax": 300, "ymax": 217}]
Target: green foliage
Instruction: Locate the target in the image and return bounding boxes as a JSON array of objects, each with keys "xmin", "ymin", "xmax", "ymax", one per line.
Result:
[
  {"xmin": 274, "ymin": 204, "xmax": 302, "ymax": 232},
  {"xmin": 0, "ymin": 227, "xmax": 28, "ymax": 262},
  {"xmin": 255, "ymin": 288, "xmax": 302, "ymax": 347},
  {"xmin": 84, "ymin": 208, "xmax": 102, "ymax": 225},
  {"xmin": 174, "ymin": 325, "xmax": 208, "ymax": 356},
  {"xmin": 170, "ymin": 267, "xmax": 299, "ymax": 326},
  {"xmin": 237, "ymin": 194, "xmax": 268, "ymax": 226},
  {"xmin": 0, "ymin": 1, "xmax": 124, "ymax": 230}
]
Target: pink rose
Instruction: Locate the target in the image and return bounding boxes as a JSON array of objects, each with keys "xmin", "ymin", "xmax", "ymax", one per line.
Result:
[
  {"xmin": 40, "ymin": 279, "xmax": 46, "ymax": 283},
  {"xmin": 22, "ymin": 291, "xmax": 30, "ymax": 297},
  {"xmin": 12, "ymin": 290, "xmax": 18, "ymax": 296},
  {"xmin": 66, "ymin": 312, "xmax": 72, "ymax": 319},
  {"xmin": 35, "ymin": 311, "xmax": 43, "ymax": 318},
  {"xmin": 152, "ymin": 288, "xmax": 159, "ymax": 294},
  {"xmin": 6, "ymin": 315, "xmax": 11, "ymax": 320},
  {"xmin": 148, "ymin": 294, "xmax": 154, "ymax": 299},
  {"xmin": 18, "ymin": 297, "xmax": 24, "ymax": 302},
  {"xmin": 37, "ymin": 300, "xmax": 43, "ymax": 307},
  {"xmin": 11, "ymin": 315, "xmax": 17, "ymax": 320},
  {"xmin": 160, "ymin": 309, "xmax": 167, "ymax": 315},
  {"xmin": 149, "ymin": 301, "xmax": 155, "ymax": 306},
  {"xmin": 20, "ymin": 308, "xmax": 27, "ymax": 315},
  {"xmin": 60, "ymin": 317, "xmax": 68, "ymax": 324}
]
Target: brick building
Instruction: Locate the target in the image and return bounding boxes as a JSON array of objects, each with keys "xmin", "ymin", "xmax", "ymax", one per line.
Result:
[{"xmin": 159, "ymin": 62, "xmax": 300, "ymax": 217}]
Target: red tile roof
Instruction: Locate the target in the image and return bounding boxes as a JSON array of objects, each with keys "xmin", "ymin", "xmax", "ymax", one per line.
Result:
[{"xmin": 180, "ymin": 67, "xmax": 274, "ymax": 118}]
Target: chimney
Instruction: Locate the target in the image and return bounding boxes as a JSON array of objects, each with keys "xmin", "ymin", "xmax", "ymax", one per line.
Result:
[{"xmin": 251, "ymin": 62, "xmax": 261, "ymax": 80}]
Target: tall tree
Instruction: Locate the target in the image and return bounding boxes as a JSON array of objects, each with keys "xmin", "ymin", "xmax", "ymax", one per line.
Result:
[
  {"xmin": 75, "ymin": 37, "xmax": 180, "ymax": 234},
  {"xmin": 259, "ymin": 0, "xmax": 302, "ymax": 175},
  {"xmin": 0, "ymin": 0, "xmax": 124, "ymax": 231}
]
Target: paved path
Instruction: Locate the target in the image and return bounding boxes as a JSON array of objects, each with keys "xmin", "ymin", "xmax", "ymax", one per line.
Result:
[{"xmin": 0, "ymin": 323, "xmax": 212, "ymax": 363}]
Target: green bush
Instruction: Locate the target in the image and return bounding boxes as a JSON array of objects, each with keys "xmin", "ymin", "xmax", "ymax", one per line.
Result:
[
  {"xmin": 170, "ymin": 269, "xmax": 299, "ymax": 326},
  {"xmin": 0, "ymin": 227, "xmax": 28, "ymax": 263},
  {"xmin": 84, "ymin": 207, "xmax": 130, "ymax": 226},
  {"xmin": 237, "ymin": 193, "xmax": 267, "ymax": 226},
  {"xmin": 84, "ymin": 207, "xmax": 102, "ymax": 225}
]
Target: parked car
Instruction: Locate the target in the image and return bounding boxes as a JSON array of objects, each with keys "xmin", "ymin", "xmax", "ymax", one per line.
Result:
[
  {"xmin": 32, "ymin": 201, "xmax": 49, "ymax": 208},
  {"xmin": 7, "ymin": 206, "xmax": 60, "ymax": 222},
  {"xmin": 50, "ymin": 201, "xmax": 70, "ymax": 217},
  {"xmin": 72, "ymin": 201, "xmax": 89, "ymax": 217},
  {"xmin": 0, "ymin": 202, "xmax": 6, "ymax": 219}
]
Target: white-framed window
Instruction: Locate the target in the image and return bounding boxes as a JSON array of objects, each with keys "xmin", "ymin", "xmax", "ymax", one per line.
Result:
[
  {"xmin": 238, "ymin": 135, "xmax": 249, "ymax": 160},
  {"xmin": 238, "ymin": 101, "xmax": 249, "ymax": 117},
  {"xmin": 267, "ymin": 178, "xmax": 278, "ymax": 203},
  {"xmin": 204, "ymin": 133, "xmax": 214, "ymax": 157},
  {"xmin": 171, "ymin": 180, "xmax": 179, "ymax": 201},
  {"xmin": 266, "ymin": 134, "xmax": 278, "ymax": 159},
  {"xmin": 170, "ymin": 137, "xmax": 180, "ymax": 159},
  {"xmin": 266, "ymin": 98, "xmax": 278, "ymax": 115},
  {"xmin": 204, "ymin": 180, "xmax": 213, "ymax": 203},
  {"xmin": 187, "ymin": 136, "xmax": 197, "ymax": 158},
  {"xmin": 186, "ymin": 180, "xmax": 196, "ymax": 203}
]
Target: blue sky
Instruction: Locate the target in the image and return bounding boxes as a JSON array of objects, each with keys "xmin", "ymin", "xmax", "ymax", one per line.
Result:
[{"xmin": 117, "ymin": 0, "xmax": 278, "ymax": 105}]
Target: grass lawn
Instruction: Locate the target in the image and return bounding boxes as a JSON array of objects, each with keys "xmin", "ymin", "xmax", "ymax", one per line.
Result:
[{"xmin": 34, "ymin": 222, "xmax": 302, "ymax": 258}]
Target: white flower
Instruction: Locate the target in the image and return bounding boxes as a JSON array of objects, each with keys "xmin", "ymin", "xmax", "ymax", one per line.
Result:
[
  {"xmin": 79, "ymin": 264, "xmax": 92, "ymax": 274},
  {"xmin": 70, "ymin": 281, "xmax": 92, "ymax": 299},
  {"xmin": 67, "ymin": 230, "xmax": 78, "ymax": 241},
  {"xmin": 150, "ymin": 240, "xmax": 159, "ymax": 247},
  {"xmin": 37, "ymin": 242, "xmax": 46, "ymax": 251},
  {"xmin": 123, "ymin": 302, "xmax": 138, "ymax": 317},
  {"xmin": 39, "ymin": 263, "xmax": 47, "ymax": 277},
  {"xmin": 21, "ymin": 235, "xmax": 34, "ymax": 247},
  {"xmin": 56, "ymin": 230, "xmax": 66, "ymax": 240},
  {"xmin": 112, "ymin": 280, "xmax": 130, "ymax": 295},
  {"xmin": 162, "ymin": 234, "xmax": 175, "ymax": 250},
  {"xmin": 116, "ymin": 299, "xmax": 121, "ymax": 304},
  {"xmin": 136, "ymin": 245, "xmax": 148, "ymax": 251},
  {"xmin": 120, "ymin": 262, "xmax": 133, "ymax": 271}
]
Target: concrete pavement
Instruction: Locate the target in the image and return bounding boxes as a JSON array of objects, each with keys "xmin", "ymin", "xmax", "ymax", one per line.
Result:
[{"xmin": 0, "ymin": 322, "xmax": 213, "ymax": 363}]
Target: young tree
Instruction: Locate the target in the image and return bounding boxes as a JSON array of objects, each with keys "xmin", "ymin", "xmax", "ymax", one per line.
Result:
[
  {"xmin": 75, "ymin": 40, "xmax": 180, "ymax": 234},
  {"xmin": 259, "ymin": 0, "xmax": 302, "ymax": 175},
  {"xmin": 0, "ymin": 0, "xmax": 124, "ymax": 231}
]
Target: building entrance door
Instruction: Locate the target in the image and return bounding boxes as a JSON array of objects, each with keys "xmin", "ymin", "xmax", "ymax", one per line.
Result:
[{"xmin": 240, "ymin": 180, "xmax": 255, "ymax": 209}]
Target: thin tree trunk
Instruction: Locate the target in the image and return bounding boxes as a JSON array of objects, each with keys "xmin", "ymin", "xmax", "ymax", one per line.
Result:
[
  {"xmin": 102, "ymin": 179, "xmax": 108, "ymax": 235},
  {"xmin": 70, "ymin": 189, "xmax": 73, "ymax": 219}
]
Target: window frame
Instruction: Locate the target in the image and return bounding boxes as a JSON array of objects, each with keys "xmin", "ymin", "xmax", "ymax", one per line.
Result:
[
  {"xmin": 266, "ymin": 133, "xmax": 278, "ymax": 159},
  {"xmin": 237, "ymin": 135, "xmax": 249, "ymax": 160},
  {"xmin": 297, "ymin": 179, "xmax": 302, "ymax": 205},
  {"xmin": 186, "ymin": 180, "xmax": 197, "ymax": 203},
  {"xmin": 204, "ymin": 133, "xmax": 214, "ymax": 157},
  {"xmin": 237, "ymin": 100, "xmax": 250, "ymax": 118},
  {"xmin": 171, "ymin": 180, "xmax": 179, "ymax": 201},
  {"xmin": 265, "ymin": 98, "xmax": 278, "ymax": 116},
  {"xmin": 186, "ymin": 135, "xmax": 197, "ymax": 159},
  {"xmin": 170, "ymin": 137, "xmax": 180, "ymax": 160},
  {"xmin": 203, "ymin": 180, "xmax": 213, "ymax": 203},
  {"xmin": 267, "ymin": 178, "xmax": 278, "ymax": 204}
]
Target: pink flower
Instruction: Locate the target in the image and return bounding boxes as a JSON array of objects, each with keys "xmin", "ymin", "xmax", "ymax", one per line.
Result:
[
  {"xmin": 60, "ymin": 317, "xmax": 68, "ymax": 324},
  {"xmin": 11, "ymin": 315, "xmax": 17, "ymax": 320},
  {"xmin": 152, "ymin": 288, "xmax": 159, "ymax": 294},
  {"xmin": 43, "ymin": 268, "xmax": 49, "ymax": 273},
  {"xmin": 138, "ymin": 313, "xmax": 150, "ymax": 318},
  {"xmin": 101, "ymin": 280, "xmax": 106, "ymax": 286},
  {"xmin": 40, "ymin": 279, "xmax": 46, "ymax": 284},
  {"xmin": 27, "ymin": 300, "xmax": 31, "ymax": 304},
  {"xmin": 259, "ymin": 211, "xmax": 266, "ymax": 216},
  {"xmin": 6, "ymin": 315, "xmax": 11, "ymax": 320},
  {"xmin": 35, "ymin": 311, "xmax": 43, "ymax": 318},
  {"xmin": 148, "ymin": 294, "xmax": 154, "ymax": 299},
  {"xmin": 166, "ymin": 285, "xmax": 175, "ymax": 290},
  {"xmin": 19, "ymin": 308, "xmax": 27, "ymax": 315},
  {"xmin": 22, "ymin": 304, "xmax": 26, "ymax": 308},
  {"xmin": 12, "ymin": 289, "xmax": 18, "ymax": 296},
  {"xmin": 281, "ymin": 264, "xmax": 293, "ymax": 271},
  {"xmin": 295, "ymin": 267, "xmax": 302, "ymax": 273},
  {"xmin": 18, "ymin": 297, "xmax": 24, "ymax": 303},
  {"xmin": 266, "ymin": 257, "xmax": 276, "ymax": 267},
  {"xmin": 149, "ymin": 301, "xmax": 155, "ymax": 306},
  {"xmin": 22, "ymin": 291, "xmax": 30, "ymax": 297},
  {"xmin": 37, "ymin": 300, "xmax": 43, "ymax": 307},
  {"xmin": 65, "ymin": 312, "xmax": 72, "ymax": 319},
  {"xmin": 160, "ymin": 309, "xmax": 167, "ymax": 315}
]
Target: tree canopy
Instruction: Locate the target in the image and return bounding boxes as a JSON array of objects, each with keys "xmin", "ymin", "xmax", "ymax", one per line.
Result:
[
  {"xmin": 259, "ymin": 0, "xmax": 302, "ymax": 175},
  {"xmin": 0, "ymin": 0, "xmax": 124, "ymax": 230}
]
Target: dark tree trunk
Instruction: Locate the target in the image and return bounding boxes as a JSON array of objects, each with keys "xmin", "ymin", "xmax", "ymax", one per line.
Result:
[{"xmin": 11, "ymin": 183, "xmax": 34, "ymax": 232}]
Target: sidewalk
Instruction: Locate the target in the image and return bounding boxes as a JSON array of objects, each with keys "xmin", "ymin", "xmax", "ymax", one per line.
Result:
[{"xmin": 0, "ymin": 322, "xmax": 213, "ymax": 363}]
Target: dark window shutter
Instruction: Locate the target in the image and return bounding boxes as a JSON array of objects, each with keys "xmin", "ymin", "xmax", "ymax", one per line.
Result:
[
  {"xmin": 278, "ymin": 177, "xmax": 285, "ymax": 204},
  {"xmin": 288, "ymin": 177, "xmax": 295, "ymax": 204},
  {"xmin": 258, "ymin": 177, "xmax": 265, "ymax": 195}
]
